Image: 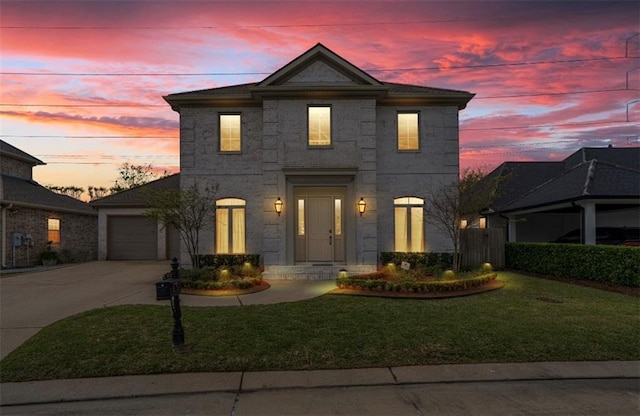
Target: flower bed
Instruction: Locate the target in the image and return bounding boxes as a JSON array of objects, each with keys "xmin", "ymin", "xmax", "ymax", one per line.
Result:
[
  {"xmin": 336, "ymin": 272, "xmax": 498, "ymax": 293},
  {"xmin": 172, "ymin": 262, "xmax": 265, "ymax": 295}
]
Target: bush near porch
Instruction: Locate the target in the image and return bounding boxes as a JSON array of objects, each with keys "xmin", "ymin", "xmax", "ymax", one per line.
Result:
[
  {"xmin": 171, "ymin": 254, "xmax": 263, "ymax": 290},
  {"xmin": 506, "ymin": 243, "xmax": 640, "ymax": 287},
  {"xmin": 379, "ymin": 252, "xmax": 453, "ymax": 274}
]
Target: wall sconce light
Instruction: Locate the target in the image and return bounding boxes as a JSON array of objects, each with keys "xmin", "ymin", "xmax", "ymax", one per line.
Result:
[
  {"xmin": 460, "ymin": 219, "xmax": 468, "ymax": 229},
  {"xmin": 274, "ymin": 197, "xmax": 283, "ymax": 216},
  {"xmin": 357, "ymin": 197, "xmax": 366, "ymax": 216}
]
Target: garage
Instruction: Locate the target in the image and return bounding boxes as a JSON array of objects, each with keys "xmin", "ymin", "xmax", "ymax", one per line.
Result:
[{"xmin": 107, "ymin": 216, "xmax": 157, "ymax": 260}]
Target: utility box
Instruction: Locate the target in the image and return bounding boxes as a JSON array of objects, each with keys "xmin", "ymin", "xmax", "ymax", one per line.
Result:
[{"xmin": 155, "ymin": 279, "xmax": 180, "ymax": 301}]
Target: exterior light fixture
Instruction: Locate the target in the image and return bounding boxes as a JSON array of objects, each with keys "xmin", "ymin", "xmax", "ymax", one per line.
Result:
[
  {"xmin": 460, "ymin": 219, "xmax": 468, "ymax": 229},
  {"xmin": 357, "ymin": 198, "xmax": 366, "ymax": 216},
  {"xmin": 275, "ymin": 197, "xmax": 283, "ymax": 216}
]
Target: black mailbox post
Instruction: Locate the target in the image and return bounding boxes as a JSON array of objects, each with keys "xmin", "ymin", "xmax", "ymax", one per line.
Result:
[{"xmin": 156, "ymin": 258, "xmax": 185, "ymax": 348}]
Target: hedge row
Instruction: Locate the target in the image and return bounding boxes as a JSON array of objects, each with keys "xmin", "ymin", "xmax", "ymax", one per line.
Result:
[
  {"xmin": 198, "ymin": 254, "xmax": 260, "ymax": 268},
  {"xmin": 505, "ymin": 243, "xmax": 640, "ymax": 287},
  {"xmin": 379, "ymin": 252, "xmax": 453, "ymax": 269},
  {"xmin": 336, "ymin": 273, "xmax": 497, "ymax": 293}
]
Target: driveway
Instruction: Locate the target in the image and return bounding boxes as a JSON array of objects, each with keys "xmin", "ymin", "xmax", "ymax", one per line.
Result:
[{"xmin": 0, "ymin": 261, "xmax": 336, "ymax": 360}]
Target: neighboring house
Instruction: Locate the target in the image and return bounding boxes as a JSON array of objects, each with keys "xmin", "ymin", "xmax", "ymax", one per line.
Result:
[
  {"xmin": 90, "ymin": 174, "xmax": 181, "ymax": 261},
  {"xmin": 164, "ymin": 43, "xmax": 474, "ymax": 278},
  {"xmin": 0, "ymin": 140, "xmax": 98, "ymax": 268},
  {"xmin": 477, "ymin": 146, "xmax": 640, "ymax": 245}
]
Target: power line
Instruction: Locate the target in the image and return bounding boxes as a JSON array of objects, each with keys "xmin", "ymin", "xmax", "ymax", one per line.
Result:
[
  {"xmin": 1, "ymin": 87, "xmax": 633, "ymax": 109},
  {"xmin": 0, "ymin": 11, "xmax": 605, "ymax": 31},
  {"xmin": 1, "ymin": 56, "xmax": 632, "ymax": 77}
]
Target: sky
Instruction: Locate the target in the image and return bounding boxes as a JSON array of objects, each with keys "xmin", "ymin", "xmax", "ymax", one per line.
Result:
[{"xmin": 1, "ymin": 0, "xmax": 639, "ymax": 200}]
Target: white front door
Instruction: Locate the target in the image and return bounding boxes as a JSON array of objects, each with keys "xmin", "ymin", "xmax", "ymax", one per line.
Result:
[{"xmin": 307, "ymin": 196, "xmax": 333, "ymax": 262}]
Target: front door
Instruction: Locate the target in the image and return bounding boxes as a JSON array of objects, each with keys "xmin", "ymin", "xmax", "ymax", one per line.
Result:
[
  {"xmin": 307, "ymin": 196, "xmax": 333, "ymax": 262},
  {"xmin": 294, "ymin": 187, "xmax": 345, "ymax": 264}
]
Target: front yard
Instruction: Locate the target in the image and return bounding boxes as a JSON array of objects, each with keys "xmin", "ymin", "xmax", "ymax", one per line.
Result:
[{"xmin": 1, "ymin": 271, "xmax": 638, "ymax": 382}]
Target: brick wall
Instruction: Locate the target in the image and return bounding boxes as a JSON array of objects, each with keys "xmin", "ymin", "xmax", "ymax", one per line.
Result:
[
  {"xmin": 1, "ymin": 156, "xmax": 33, "ymax": 179},
  {"xmin": 4, "ymin": 207, "xmax": 97, "ymax": 268}
]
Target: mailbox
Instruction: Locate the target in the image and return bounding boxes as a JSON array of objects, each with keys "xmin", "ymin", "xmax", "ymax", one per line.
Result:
[{"xmin": 156, "ymin": 279, "xmax": 180, "ymax": 300}]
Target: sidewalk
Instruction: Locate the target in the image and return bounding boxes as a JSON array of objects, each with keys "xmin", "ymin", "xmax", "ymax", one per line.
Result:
[{"xmin": 2, "ymin": 361, "xmax": 638, "ymax": 407}]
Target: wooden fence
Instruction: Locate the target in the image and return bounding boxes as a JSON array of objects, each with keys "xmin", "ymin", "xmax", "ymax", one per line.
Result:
[{"xmin": 460, "ymin": 228, "xmax": 505, "ymax": 269}]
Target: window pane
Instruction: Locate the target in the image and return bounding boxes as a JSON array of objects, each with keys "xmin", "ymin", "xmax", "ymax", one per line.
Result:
[
  {"xmin": 398, "ymin": 113, "xmax": 419, "ymax": 150},
  {"xmin": 410, "ymin": 207, "xmax": 424, "ymax": 252},
  {"xmin": 232, "ymin": 208, "xmax": 245, "ymax": 253},
  {"xmin": 216, "ymin": 209, "xmax": 229, "ymax": 254},
  {"xmin": 48, "ymin": 219, "xmax": 60, "ymax": 243},
  {"xmin": 216, "ymin": 198, "xmax": 246, "ymax": 206},
  {"xmin": 309, "ymin": 107, "xmax": 331, "ymax": 146},
  {"xmin": 334, "ymin": 199, "xmax": 342, "ymax": 236},
  {"xmin": 394, "ymin": 207, "xmax": 408, "ymax": 252},
  {"xmin": 298, "ymin": 199, "xmax": 305, "ymax": 236},
  {"xmin": 220, "ymin": 114, "xmax": 241, "ymax": 152}
]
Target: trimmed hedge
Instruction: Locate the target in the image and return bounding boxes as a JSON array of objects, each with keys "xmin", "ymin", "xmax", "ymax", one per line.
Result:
[
  {"xmin": 380, "ymin": 252, "xmax": 453, "ymax": 270},
  {"xmin": 181, "ymin": 277, "xmax": 261, "ymax": 291},
  {"xmin": 505, "ymin": 243, "xmax": 640, "ymax": 287},
  {"xmin": 336, "ymin": 273, "xmax": 497, "ymax": 293},
  {"xmin": 198, "ymin": 254, "xmax": 260, "ymax": 268}
]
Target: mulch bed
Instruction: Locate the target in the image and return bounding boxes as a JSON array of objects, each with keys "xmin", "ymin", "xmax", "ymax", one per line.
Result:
[
  {"xmin": 180, "ymin": 281, "xmax": 270, "ymax": 297},
  {"xmin": 328, "ymin": 279, "xmax": 505, "ymax": 299}
]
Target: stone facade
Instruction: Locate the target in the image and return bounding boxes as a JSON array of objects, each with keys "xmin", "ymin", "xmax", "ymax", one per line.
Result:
[{"xmin": 165, "ymin": 44, "xmax": 473, "ymax": 278}]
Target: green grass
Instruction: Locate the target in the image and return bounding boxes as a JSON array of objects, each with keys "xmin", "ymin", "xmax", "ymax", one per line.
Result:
[{"xmin": 1, "ymin": 272, "xmax": 638, "ymax": 382}]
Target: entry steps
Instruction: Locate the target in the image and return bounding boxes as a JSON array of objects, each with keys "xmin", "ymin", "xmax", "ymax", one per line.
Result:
[{"xmin": 263, "ymin": 265, "xmax": 376, "ymax": 280}]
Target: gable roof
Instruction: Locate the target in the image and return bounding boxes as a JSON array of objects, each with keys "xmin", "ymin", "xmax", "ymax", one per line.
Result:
[
  {"xmin": 0, "ymin": 140, "xmax": 45, "ymax": 166},
  {"xmin": 90, "ymin": 173, "xmax": 180, "ymax": 208},
  {"xmin": 1, "ymin": 174, "xmax": 96, "ymax": 215},
  {"xmin": 164, "ymin": 43, "xmax": 474, "ymax": 110},
  {"xmin": 487, "ymin": 147, "xmax": 640, "ymax": 214}
]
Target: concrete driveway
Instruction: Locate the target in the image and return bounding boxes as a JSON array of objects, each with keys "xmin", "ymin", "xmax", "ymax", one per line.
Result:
[{"xmin": 0, "ymin": 261, "xmax": 336, "ymax": 360}]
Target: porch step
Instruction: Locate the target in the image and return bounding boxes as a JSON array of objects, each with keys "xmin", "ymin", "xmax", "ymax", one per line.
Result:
[{"xmin": 263, "ymin": 265, "xmax": 376, "ymax": 281}]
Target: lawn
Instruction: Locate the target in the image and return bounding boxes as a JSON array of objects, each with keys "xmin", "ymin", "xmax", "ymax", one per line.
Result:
[{"xmin": 1, "ymin": 272, "xmax": 638, "ymax": 382}]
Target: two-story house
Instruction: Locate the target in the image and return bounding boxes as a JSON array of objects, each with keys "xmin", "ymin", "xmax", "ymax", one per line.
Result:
[
  {"xmin": 1, "ymin": 140, "xmax": 98, "ymax": 268},
  {"xmin": 164, "ymin": 44, "xmax": 474, "ymax": 278}
]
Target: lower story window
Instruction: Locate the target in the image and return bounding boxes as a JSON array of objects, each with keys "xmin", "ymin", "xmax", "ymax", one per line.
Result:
[
  {"xmin": 216, "ymin": 198, "xmax": 246, "ymax": 254},
  {"xmin": 394, "ymin": 197, "xmax": 424, "ymax": 252},
  {"xmin": 48, "ymin": 218, "xmax": 61, "ymax": 244}
]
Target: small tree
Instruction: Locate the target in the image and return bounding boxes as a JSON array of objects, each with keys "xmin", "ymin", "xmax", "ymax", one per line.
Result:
[
  {"xmin": 423, "ymin": 167, "xmax": 500, "ymax": 272},
  {"xmin": 143, "ymin": 181, "xmax": 218, "ymax": 269}
]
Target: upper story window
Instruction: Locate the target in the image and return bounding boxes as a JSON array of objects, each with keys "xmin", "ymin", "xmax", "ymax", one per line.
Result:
[
  {"xmin": 397, "ymin": 112, "xmax": 419, "ymax": 151},
  {"xmin": 219, "ymin": 114, "xmax": 241, "ymax": 152},
  {"xmin": 48, "ymin": 218, "xmax": 61, "ymax": 244},
  {"xmin": 308, "ymin": 106, "xmax": 331, "ymax": 146}
]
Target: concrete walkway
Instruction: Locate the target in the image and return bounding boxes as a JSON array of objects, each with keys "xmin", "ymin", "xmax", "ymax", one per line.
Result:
[{"xmin": 1, "ymin": 262, "xmax": 639, "ymax": 415}]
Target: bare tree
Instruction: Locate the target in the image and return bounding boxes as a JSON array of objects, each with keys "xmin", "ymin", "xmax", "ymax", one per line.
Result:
[
  {"xmin": 143, "ymin": 181, "xmax": 218, "ymax": 269},
  {"xmin": 111, "ymin": 162, "xmax": 167, "ymax": 193},
  {"xmin": 423, "ymin": 167, "xmax": 500, "ymax": 272},
  {"xmin": 46, "ymin": 185, "xmax": 85, "ymax": 200}
]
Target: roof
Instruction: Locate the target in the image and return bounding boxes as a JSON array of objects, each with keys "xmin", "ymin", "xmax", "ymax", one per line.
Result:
[
  {"xmin": 90, "ymin": 174, "xmax": 180, "ymax": 208},
  {"xmin": 1, "ymin": 174, "xmax": 96, "ymax": 215},
  {"xmin": 0, "ymin": 140, "xmax": 45, "ymax": 166},
  {"xmin": 487, "ymin": 146, "xmax": 640, "ymax": 213},
  {"xmin": 164, "ymin": 43, "xmax": 474, "ymax": 110}
]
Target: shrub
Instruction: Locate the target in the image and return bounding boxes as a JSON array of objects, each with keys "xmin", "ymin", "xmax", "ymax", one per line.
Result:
[
  {"xmin": 336, "ymin": 272, "xmax": 497, "ymax": 293},
  {"xmin": 379, "ymin": 252, "xmax": 452, "ymax": 274},
  {"xmin": 198, "ymin": 254, "xmax": 260, "ymax": 269},
  {"xmin": 506, "ymin": 243, "xmax": 640, "ymax": 287}
]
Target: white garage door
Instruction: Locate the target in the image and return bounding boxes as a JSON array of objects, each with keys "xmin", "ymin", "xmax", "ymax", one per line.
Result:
[{"xmin": 107, "ymin": 216, "xmax": 157, "ymax": 260}]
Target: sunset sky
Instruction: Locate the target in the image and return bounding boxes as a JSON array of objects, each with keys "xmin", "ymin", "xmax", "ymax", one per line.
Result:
[{"xmin": 1, "ymin": 0, "xmax": 639, "ymax": 199}]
